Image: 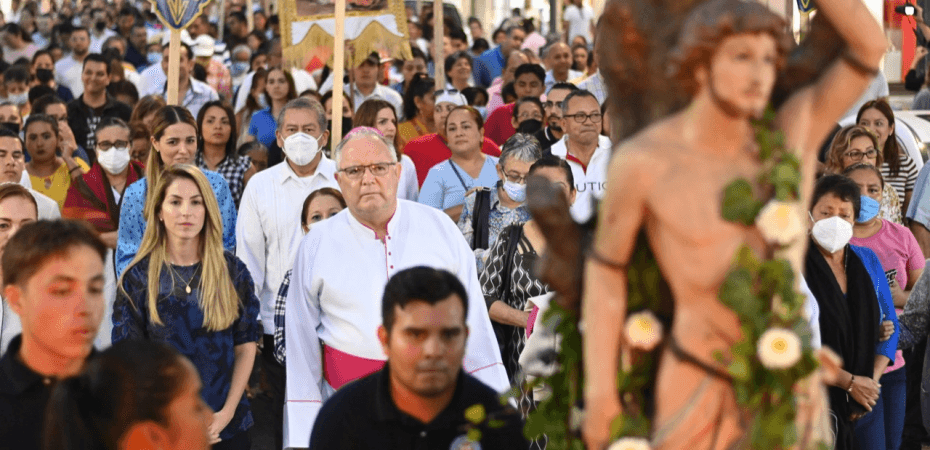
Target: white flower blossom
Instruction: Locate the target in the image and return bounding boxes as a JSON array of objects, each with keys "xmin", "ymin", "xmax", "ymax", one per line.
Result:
[
  {"xmin": 607, "ymin": 437, "xmax": 651, "ymax": 450},
  {"xmin": 624, "ymin": 310, "xmax": 663, "ymax": 351},
  {"xmin": 757, "ymin": 328, "xmax": 802, "ymax": 370},
  {"xmin": 755, "ymin": 200, "xmax": 805, "ymax": 246}
]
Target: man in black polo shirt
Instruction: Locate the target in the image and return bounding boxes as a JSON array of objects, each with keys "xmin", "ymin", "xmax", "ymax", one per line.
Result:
[
  {"xmin": 66, "ymin": 53, "xmax": 132, "ymax": 164},
  {"xmin": 536, "ymin": 82, "xmax": 578, "ymax": 155},
  {"xmin": 309, "ymin": 267, "xmax": 527, "ymax": 450},
  {"xmin": 0, "ymin": 220, "xmax": 107, "ymax": 450}
]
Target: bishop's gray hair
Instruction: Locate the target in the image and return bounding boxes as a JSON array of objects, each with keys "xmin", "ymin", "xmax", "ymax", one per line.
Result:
[
  {"xmin": 499, "ymin": 133, "xmax": 542, "ymax": 168},
  {"xmin": 331, "ymin": 127, "xmax": 398, "ymax": 166}
]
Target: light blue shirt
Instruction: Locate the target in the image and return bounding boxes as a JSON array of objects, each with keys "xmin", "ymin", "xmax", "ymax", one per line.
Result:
[
  {"xmin": 418, "ymin": 156, "xmax": 500, "ymax": 211},
  {"xmin": 116, "ymin": 170, "xmax": 237, "ymax": 276}
]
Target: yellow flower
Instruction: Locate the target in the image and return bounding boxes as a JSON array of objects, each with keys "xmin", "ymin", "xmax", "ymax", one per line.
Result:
[
  {"xmin": 607, "ymin": 437, "xmax": 651, "ymax": 450},
  {"xmin": 624, "ymin": 311, "xmax": 663, "ymax": 351},
  {"xmin": 755, "ymin": 200, "xmax": 804, "ymax": 246},
  {"xmin": 757, "ymin": 328, "xmax": 802, "ymax": 370}
]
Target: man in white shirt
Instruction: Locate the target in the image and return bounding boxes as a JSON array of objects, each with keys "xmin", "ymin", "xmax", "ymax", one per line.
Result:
[
  {"xmin": 548, "ymin": 90, "xmax": 610, "ymax": 222},
  {"xmin": 88, "ymin": 8, "xmax": 117, "ymax": 54},
  {"xmin": 236, "ymin": 97, "xmax": 337, "ymax": 450},
  {"xmin": 284, "ymin": 128, "xmax": 508, "ymax": 448},
  {"xmin": 562, "ymin": 0, "xmax": 595, "ymax": 45},
  {"xmin": 316, "ymin": 52, "xmax": 404, "ymax": 118},
  {"xmin": 544, "ymin": 42, "xmax": 583, "ymax": 93},
  {"xmin": 55, "ymin": 27, "xmax": 91, "ymax": 97}
]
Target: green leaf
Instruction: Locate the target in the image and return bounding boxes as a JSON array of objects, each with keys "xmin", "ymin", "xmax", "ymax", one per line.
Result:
[
  {"xmin": 465, "ymin": 404, "xmax": 486, "ymax": 425},
  {"xmin": 721, "ymin": 179, "xmax": 763, "ymax": 225},
  {"xmin": 467, "ymin": 428, "xmax": 482, "ymax": 443}
]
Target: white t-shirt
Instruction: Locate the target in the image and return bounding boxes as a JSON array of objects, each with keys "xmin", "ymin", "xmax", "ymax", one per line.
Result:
[{"xmin": 564, "ymin": 3, "xmax": 595, "ymax": 44}]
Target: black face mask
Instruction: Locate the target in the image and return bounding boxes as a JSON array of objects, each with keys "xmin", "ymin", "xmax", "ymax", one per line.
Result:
[
  {"xmin": 95, "ymin": 21, "xmax": 107, "ymax": 32},
  {"xmin": 1, "ymin": 122, "xmax": 20, "ymax": 134},
  {"xmin": 35, "ymin": 68, "xmax": 53, "ymax": 84},
  {"xmin": 516, "ymin": 118, "xmax": 543, "ymax": 135}
]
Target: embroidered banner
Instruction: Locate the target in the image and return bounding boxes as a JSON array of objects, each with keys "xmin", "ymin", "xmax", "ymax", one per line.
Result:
[
  {"xmin": 280, "ymin": 0, "xmax": 412, "ymax": 72},
  {"xmin": 797, "ymin": 0, "xmax": 815, "ymax": 13},
  {"xmin": 150, "ymin": 0, "xmax": 210, "ymax": 29}
]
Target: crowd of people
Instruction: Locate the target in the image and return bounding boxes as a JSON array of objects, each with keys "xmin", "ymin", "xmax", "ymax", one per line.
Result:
[{"xmin": 3, "ymin": 0, "xmax": 930, "ymax": 449}]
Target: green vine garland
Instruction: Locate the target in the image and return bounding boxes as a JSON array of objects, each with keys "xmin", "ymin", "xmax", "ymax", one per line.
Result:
[{"xmin": 522, "ymin": 109, "xmax": 824, "ymax": 449}]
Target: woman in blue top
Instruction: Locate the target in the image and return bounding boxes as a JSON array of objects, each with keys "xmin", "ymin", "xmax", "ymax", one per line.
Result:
[
  {"xmin": 113, "ymin": 164, "xmax": 261, "ymax": 448},
  {"xmin": 116, "ymin": 106, "xmax": 236, "ymax": 275},
  {"xmin": 419, "ymin": 105, "xmax": 500, "ymax": 221},
  {"xmin": 247, "ymin": 67, "xmax": 297, "ymax": 148}
]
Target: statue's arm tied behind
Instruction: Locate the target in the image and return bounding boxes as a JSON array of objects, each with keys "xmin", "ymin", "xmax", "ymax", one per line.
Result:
[
  {"xmin": 841, "ymin": 49, "xmax": 881, "ymax": 77},
  {"xmin": 587, "ymin": 248, "xmax": 629, "ymax": 271}
]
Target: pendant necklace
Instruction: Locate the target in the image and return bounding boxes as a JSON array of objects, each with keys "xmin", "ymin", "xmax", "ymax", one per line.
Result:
[{"xmin": 167, "ymin": 261, "xmax": 200, "ymax": 294}]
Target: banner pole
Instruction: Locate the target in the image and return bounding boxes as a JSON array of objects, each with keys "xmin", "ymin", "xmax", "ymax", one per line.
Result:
[
  {"xmin": 332, "ymin": 0, "xmax": 347, "ymax": 144},
  {"xmin": 433, "ymin": 0, "xmax": 444, "ymax": 91},
  {"xmin": 166, "ymin": 28, "xmax": 181, "ymax": 105}
]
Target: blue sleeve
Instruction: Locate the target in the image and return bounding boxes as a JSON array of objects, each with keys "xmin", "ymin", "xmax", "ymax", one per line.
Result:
[
  {"xmin": 418, "ymin": 166, "xmax": 446, "ymax": 210},
  {"xmin": 111, "ymin": 263, "xmax": 147, "ymax": 343},
  {"xmin": 854, "ymin": 246, "xmax": 900, "ymax": 361},
  {"xmin": 206, "ymin": 171, "xmax": 237, "ymax": 252},
  {"xmin": 116, "ymin": 180, "xmax": 147, "ymax": 276},
  {"xmin": 229, "ymin": 254, "xmax": 262, "ymax": 346},
  {"xmin": 248, "ymin": 112, "xmax": 259, "ymax": 136}
]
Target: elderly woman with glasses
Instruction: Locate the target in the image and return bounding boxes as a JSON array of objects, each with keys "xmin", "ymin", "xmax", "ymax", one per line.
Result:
[
  {"xmin": 457, "ymin": 133, "xmax": 540, "ymax": 272},
  {"xmin": 825, "ymin": 125, "xmax": 902, "ymax": 224}
]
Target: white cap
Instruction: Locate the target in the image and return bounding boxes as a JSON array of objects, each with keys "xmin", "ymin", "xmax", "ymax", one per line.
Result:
[
  {"xmin": 193, "ymin": 34, "xmax": 215, "ymax": 58},
  {"xmin": 435, "ymin": 89, "xmax": 467, "ymax": 106},
  {"xmin": 161, "ymin": 29, "xmax": 194, "ymax": 47}
]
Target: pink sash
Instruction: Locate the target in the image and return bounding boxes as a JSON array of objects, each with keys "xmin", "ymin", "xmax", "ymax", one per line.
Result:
[{"xmin": 323, "ymin": 345, "xmax": 386, "ymax": 389}]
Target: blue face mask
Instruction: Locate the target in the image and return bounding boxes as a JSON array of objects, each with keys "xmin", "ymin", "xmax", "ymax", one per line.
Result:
[
  {"xmin": 475, "ymin": 106, "xmax": 488, "ymax": 120},
  {"xmin": 858, "ymin": 195, "xmax": 880, "ymax": 223},
  {"xmin": 503, "ymin": 180, "xmax": 526, "ymax": 203},
  {"xmin": 147, "ymin": 52, "xmax": 162, "ymax": 65},
  {"xmin": 231, "ymin": 61, "xmax": 249, "ymax": 78}
]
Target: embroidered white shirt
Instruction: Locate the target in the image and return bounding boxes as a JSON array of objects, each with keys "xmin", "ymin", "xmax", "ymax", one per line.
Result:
[
  {"xmin": 236, "ymin": 158, "xmax": 339, "ymax": 335},
  {"xmin": 549, "ymin": 134, "xmax": 612, "ymax": 222}
]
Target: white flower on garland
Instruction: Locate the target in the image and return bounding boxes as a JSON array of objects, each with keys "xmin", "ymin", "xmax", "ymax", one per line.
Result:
[
  {"xmin": 757, "ymin": 328, "xmax": 802, "ymax": 369},
  {"xmin": 607, "ymin": 437, "xmax": 651, "ymax": 450},
  {"xmin": 624, "ymin": 310, "xmax": 663, "ymax": 351},
  {"xmin": 755, "ymin": 200, "xmax": 804, "ymax": 246}
]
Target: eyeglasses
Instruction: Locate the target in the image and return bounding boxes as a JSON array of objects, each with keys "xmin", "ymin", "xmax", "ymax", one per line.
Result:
[
  {"xmin": 843, "ymin": 149, "xmax": 878, "ymax": 161},
  {"xmin": 563, "ymin": 112, "xmax": 602, "ymax": 123},
  {"xmin": 97, "ymin": 140, "xmax": 129, "ymax": 151},
  {"xmin": 434, "ymin": 89, "xmax": 460, "ymax": 97},
  {"xmin": 542, "ymin": 101, "xmax": 563, "ymax": 109},
  {"xmin": 503, "ymin": 171, "xmax": 527, "ymax": 183},
  {"xmin": 338, "ymin": 162, "xmax": 396, "ymax": 179}
]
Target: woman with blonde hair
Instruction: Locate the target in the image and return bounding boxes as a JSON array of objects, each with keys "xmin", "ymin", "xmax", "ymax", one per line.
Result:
[
  {"xmin": 825, "ymin": 124, "xmax": 902, "ymax": 224},
  {"xmin": 116, "ymin": 105, "xmax": 237, "ymax": 275},
  {"xmin": 113, "ymin": 164, "xmax": 261, "ymax": 449}
]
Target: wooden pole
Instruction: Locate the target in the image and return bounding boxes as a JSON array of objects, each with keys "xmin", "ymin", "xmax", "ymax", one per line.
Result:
[
  {"xmin": 433, "ymin": 0, "xmax": 443, "ymax": 91},
  {"xmin": 246, "ymin": 0, "xmax": 254, "ymax": 30},
  {"xmin": 218, "ymin": 0, "xmax": 226, "ymax": 41},
  {"xmin": 166, "ymin": 28, "xmax": 182, "ymax": 105},
  {"xmin": 332, "ymin": 0, "xmax": 346, "ymax": 144}
]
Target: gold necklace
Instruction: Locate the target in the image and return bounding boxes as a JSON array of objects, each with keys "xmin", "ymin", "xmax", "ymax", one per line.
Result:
[{"xmin": 166, "ymin": 261, "xmax": 200, "ymax": 294}]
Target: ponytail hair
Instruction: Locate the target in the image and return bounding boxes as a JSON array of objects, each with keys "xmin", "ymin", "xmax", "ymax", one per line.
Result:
[{"xmin": 43, "ymin": 341, "xmax": 192, "ymax": 450}]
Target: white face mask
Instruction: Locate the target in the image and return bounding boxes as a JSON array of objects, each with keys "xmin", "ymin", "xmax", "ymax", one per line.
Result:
[
  {"xmin": 96, "ymin": 146, "xmax": 131, "ymax": 174},
  {"xmin": 7, "ymin": 91, "xmax": 27, "ymax": 106},
  {"xmin": 283, "ymin": 132, "xmax": 321, "ymax": 166},
  {"xmin": 811, "ymin": 215, "xmax": 853, "ymax": 254}
]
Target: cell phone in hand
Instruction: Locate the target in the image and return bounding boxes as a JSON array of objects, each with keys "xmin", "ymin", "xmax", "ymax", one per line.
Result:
[{"xmin": 885, "ymin": 269, "xmax": 898, "ymax": 286}]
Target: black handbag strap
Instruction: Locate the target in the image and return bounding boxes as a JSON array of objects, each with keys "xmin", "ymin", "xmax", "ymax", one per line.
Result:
[
  {"xmin": 499, "ymin": 224, "xmax": 524, "ymax": 306},
  {"xmin": 471, "ymin": 188, "xmax": 492, "ymax": 249},
  {"xmin": 448, "ymin": 160, "xmax": 471, "ymax": 191}
]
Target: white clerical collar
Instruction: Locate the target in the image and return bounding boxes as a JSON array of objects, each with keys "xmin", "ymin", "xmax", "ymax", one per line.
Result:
[{"xmin": 345, "ymin": 199, "xmax": 403, "ymax": 240}]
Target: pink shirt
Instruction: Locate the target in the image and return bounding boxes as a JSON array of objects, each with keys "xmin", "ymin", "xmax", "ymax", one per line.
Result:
[{"xmin": 851, "ymin": 219, "xmax": 926, "ymax": 373}]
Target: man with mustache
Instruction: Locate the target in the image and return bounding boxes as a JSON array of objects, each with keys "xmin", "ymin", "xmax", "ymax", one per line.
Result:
[
  {"xmin": 309, "ymin": 267, "xmax": 527, "ymax": 450},
  {"xmin": 0, "ymin": 219, "xmax": 107, "ymax": 450},
  {"xmin": 535, "ymin": 82, "xmax": 578, "ymax": 153}
]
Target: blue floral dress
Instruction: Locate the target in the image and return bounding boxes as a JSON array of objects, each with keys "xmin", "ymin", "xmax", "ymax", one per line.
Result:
[{"xmin": 112, "ymin": 252, "xmax": 262, "ymax": 440}]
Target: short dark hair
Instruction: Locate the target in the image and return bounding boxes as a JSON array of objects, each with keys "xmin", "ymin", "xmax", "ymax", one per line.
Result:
[
  {"xmin": 2, "ymin": 64, "xmax": 29, "ymax": 84},
  {"xmin": 449, "ymin": 26, "xmax": 467, "ymax": 43},
  {"xmin": 31, "ymin": 94, "xmax": 65, "ymax": 116},
  {"xmin": 27, "ymin": 85, "xmax": 55, "ymax": 105},
  {"xmin": 513, "ymin": 96, "xmax": 543, "ymax": 119},
  {"xmin": 811, "ymin": 174, "xmax": 861, "ymax": 221},
  {"xmin": 107, "ymin": 79, "xmax": 139, "ymax": 104},
  {"xmin": 561, "ymin": 89, "xmax": 598, "ymax": 115},
  {"xmin": 461, "ymin": 86, "xmax": 488, "ymax": 106},
  {"xmin": 24, "ymin": 113, "xmax": 58, "ymax": 136},
  {"xmin": 444, "ymin": 51, "xmax": 473, "ymax": 78},
  {"xmin": 71, "ymin": 26, "xmax": 90, "ymax": 38},
  {"xmin": 82, "ymin": 53, "xmax": 111, "ymax": 75},
  {"xmin": 0, "ymin": 127, "xmax": 23, "ymax": 149},
  {"xmin": 548, "ymin": 82, "xmax": 579, "ymax": 96},
  {"xmin": 2, "ymin": 220, "xmax": 107, "ymax": 287},
  {"xmin": 529, "ymin": 155, "xmax": 575, "ymax": 190},
  {"xmin": 471, "ymin": 38, "xmax": 490, "ymax": 54},
  {"xmin": 229, "ymin": 11, "xmax": 247, "ymax": 24},
  {"xmin": 381, "ymin": 267, "xmax": 469, "ymax": 332},
  {"xmin": 514, "ymin": 62, "xmax": 545, "ymax": 84}
]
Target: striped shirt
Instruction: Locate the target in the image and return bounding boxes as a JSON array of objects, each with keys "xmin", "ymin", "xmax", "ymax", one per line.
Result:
[{"xmin": 882, "ymin": 152, "xmax": 919, "ymax": 202}]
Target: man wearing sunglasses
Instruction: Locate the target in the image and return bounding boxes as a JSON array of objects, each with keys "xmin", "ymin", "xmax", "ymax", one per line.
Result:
[
  {"xmin": 548, "ymin": 89, "xmax": 611, "ymax": 222},
  {"xmin": 283, "ymin": 127, "xmax": 508, "ymax": 449}
]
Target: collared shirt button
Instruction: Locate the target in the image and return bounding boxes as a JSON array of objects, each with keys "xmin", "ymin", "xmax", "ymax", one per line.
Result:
[{"xmin": 420, "ymin": 431, "xmax": 426, "ymax": 438}]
